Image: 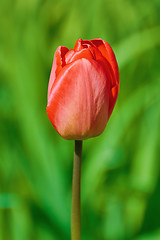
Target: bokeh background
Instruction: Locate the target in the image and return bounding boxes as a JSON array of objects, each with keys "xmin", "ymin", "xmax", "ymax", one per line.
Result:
[{"xmin": 0, "ymin": 0, "xmax": 160, "ymax": 239}]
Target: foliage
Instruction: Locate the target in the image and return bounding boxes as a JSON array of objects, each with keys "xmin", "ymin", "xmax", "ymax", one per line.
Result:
[{"xmin": 0, "ymin": 0, "xmax": 160, "ymax": 239}]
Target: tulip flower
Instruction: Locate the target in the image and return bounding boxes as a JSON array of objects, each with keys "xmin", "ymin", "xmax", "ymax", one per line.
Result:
[
  {"xmin": 47, "ymin": 38, "xmax": 119, "ymax": 140},
  {"xmin": 46, "ymin": 39, "xmax": 119, "ymax": 240}
]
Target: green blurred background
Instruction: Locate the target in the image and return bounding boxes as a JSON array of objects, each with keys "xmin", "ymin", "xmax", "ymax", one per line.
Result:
[{"xmin": 0, "ymin": 0, "xmax": 160, "ymax": 239}]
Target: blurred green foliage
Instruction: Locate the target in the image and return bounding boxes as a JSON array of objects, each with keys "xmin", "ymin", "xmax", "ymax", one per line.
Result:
[{"xmin": 0, "ymin": 0, "xmax": 160, "ymax": 239}]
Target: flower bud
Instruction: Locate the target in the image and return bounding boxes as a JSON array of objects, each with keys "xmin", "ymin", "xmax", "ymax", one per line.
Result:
[{"xmin": 47, "ymin": 39, "xmax": 119, "ymax": 140}]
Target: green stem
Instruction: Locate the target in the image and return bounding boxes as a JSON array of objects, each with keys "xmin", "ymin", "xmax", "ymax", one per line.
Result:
[{"xmin": 71, "ymin": 140, "xmax": 83, "ymax": 240}]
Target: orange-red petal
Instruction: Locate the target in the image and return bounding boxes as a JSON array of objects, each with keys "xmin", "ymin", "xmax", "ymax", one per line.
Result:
[
  {"xmin": 48, "ymin": 46, "xmax": 69, "ymax": 100},
  {"xmin": 66, "ymin": 48, "xmax": 94, "ymax": 64},
  {"xmin": 91, "ymin": 39, "xmax": 119, "ymax": 84},
  {"xmin": 91, "ymin": 39, "xmax": 120, "ymax": 116},
  {"xmin": 47, "ymin": 58, "xmax": 110, "ymax": 140}
]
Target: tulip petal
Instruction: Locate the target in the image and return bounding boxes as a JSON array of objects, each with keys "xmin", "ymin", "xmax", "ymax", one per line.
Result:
[
  {"xmin": 74, "ymin": 39, "xmax": 83, "ymax": 51},
  {"xmin": 48, "ymin": 46, "xmax": 69, "ymax": 99},
  {"xmin": 91, "ymin": 39, "xmax": 119, "ymax": 85},
  {"xmin": 65, "ymin": 49, "xmax": 75, "ymax": 64},
  {"xmin": 81, "ymin": 40, "xmax": 95, "ymax": 48},
  {"xmin": 108, "ymin": 85, "xmax": 119, "ymax": 118},
  {"xmin": 74, "ymin": 39, "xmax": 95, "ymax": 51},
  {"xmin": 66, "ymin": 48, "xmax": 94, "ymax": 64},
  {"xmin": 91, "ymin": 39, "xmax": 120, "ymax": 117},
  {"xmin": 47, "ymin": 58, "xmax": 110, "ymax": 140},
  {"xmin": 88, "ymin": 45, "xmax": 119, "ymax": 116},
  {"xmin": 90, "ymin": 46, "xmax": 115, "ymax": 88}
]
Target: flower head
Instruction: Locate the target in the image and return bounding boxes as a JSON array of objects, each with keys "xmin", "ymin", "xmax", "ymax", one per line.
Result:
[{"xmin": 47, "ymin": 39, "xmax": 119, "ymax": 140}]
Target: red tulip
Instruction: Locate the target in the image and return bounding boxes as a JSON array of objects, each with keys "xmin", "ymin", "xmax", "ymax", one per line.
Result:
[{"xmin": 47, "ymin": 39, "xmax": 119, "ymax": 140}]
